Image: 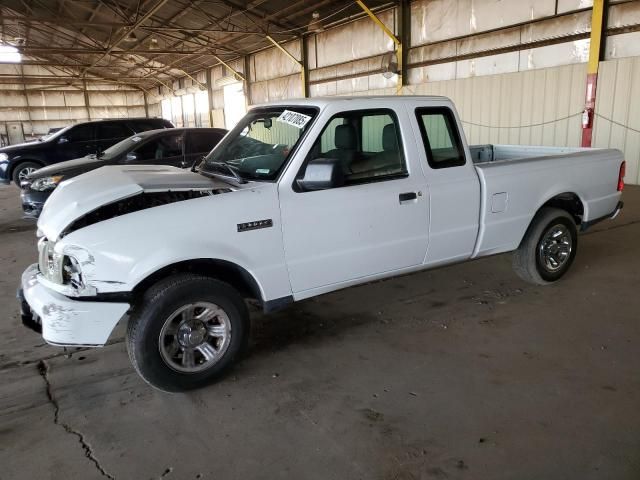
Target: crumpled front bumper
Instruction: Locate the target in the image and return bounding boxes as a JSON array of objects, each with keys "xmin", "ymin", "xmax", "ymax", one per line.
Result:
[
  {"xmin": 19, "ymin": 264, "xmax": 130, "ymax": 347},
  {"xmin": 20, "ymin": 188, "xmax": 48, "ymax": 219}
]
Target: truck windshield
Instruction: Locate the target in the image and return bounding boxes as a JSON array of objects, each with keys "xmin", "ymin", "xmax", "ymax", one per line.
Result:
[{"xmin": 199, "ymin": 107, "xmax": 317, "ymax": 182}]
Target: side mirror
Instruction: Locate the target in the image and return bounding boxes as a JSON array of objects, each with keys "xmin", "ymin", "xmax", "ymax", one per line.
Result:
[
  {"xmin": 57, "ymin": 136, "xmax": 69, "ymax": 145},
  {"xmin": 297, "ymin": 158, "xmax": 345, "ymax": 191},
  {"xmin": 125, "ymin": 152, "xmax": 138, "ymax": 162}
]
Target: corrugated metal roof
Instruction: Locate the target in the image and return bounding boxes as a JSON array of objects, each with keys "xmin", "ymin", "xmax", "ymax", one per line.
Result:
[{"xmin": 0, "ymin": 0, "xmax": 393, "ymax": 90}]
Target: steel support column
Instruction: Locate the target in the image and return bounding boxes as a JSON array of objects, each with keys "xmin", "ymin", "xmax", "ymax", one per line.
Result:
[
  {"xmin": 244, "ymin": 55, "xmax": 252, "ymax": 106},
  {"xmin": 143, "ymin": 90, "xmax": 150, "ymax": 118},
  {"xmin": 83, "ymin": 80, "xmax": 91, "ymax": 121},
  {"xmin": 207, "ymin": 67, "xmax": 215, "ymax": 127},
  {"xmin": 582, "ymin": 0, "xmax": 608, "ymax": 147}
]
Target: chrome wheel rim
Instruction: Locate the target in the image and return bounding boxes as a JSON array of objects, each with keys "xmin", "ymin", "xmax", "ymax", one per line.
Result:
[
  {"xmin": 18, "ymin": 167, "xmax": 36, "ymax": 181},
  {"xmin": 538, "ymin": 223, "xmax": 572, "ymax": 272},
  {"xmin": 158, "ymin": 302, "xmax": 231, "ymax": 373}
]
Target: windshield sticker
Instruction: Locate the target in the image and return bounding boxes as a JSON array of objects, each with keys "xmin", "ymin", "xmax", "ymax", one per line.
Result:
[
  {"xmin": 276, "ymin": 110, "xmax": 311, "ymax": 129},
  {"xmin": 255, "ymin": 168, "xmax": 270, "ymax": 175},
  {"xmin": 131, "ymin": 136, "xmax": 142, "ymax": 142}
]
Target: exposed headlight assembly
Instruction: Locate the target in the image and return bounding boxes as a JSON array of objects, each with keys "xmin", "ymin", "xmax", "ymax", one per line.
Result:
[
  {"xmin": 39, "ymin": 238, "xmax": 64, "ymax": 284},
  {"xmin": 31, "ymin": 175, "xmax": 64, "ymax": 191},
  {"xmin": 37, "ymin": 239, "xmax": 95, "ymax": 296},
  {"xmin": 0, "ymin": 153, "xmax": 8, "ymax": 162}
]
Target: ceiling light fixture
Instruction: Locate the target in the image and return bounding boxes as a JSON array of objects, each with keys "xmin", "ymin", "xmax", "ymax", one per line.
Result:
[
  {"xmin": 149, "ymin": 37, "xmax": 159, "ymax": 50},
  {"xmin": 123, "ymin": 30, "xmax": 138, "ymax": 42},
  {"xmin": 307, "ymin": 11, "xmax": 324, "ymax": 34}
]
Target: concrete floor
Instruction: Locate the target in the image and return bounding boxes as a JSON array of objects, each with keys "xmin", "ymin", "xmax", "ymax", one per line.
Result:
[{"xmin": 1, "ymin": 184, "xmax": 639, "ymax": 480}]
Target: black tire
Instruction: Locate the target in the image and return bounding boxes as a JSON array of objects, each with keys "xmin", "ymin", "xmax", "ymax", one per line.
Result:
[
  {"xmin": 126, "ymin": 274, "xmax": 249, "ymax": 392},
  {"xmin": 513, "ymin": 207, "xmax": 578, "ymax": 285},
  {"xmin": 11, "ymin": 161, "xmax": 41, "ymax": 186}
]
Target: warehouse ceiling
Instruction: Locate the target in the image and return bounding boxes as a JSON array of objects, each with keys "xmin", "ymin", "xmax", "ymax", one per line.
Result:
[{"xmin": 0, "ymin": 0, "xmax": 393, "ymax": 91}]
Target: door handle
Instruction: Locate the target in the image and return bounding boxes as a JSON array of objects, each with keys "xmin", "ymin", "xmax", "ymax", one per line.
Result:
[{"xmin": 399, "ymin": 192, "xmax": 417, "ymax": 204}]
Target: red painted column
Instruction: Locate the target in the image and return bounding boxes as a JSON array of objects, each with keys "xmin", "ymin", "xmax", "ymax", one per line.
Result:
[
  {"xmin": 581, "ymin": 73, "xmax": 598, "ymax": 147},
  {"xmin": 581, "ymin": 0, "xmax": 606, "ymax": 147}
]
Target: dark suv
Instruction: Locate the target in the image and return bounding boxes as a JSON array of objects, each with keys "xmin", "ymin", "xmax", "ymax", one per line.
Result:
[
  {"xmin": 0, "ymin": 117, "xmax": 173, "ymax": 185},
  {"xmin": 21, "ymin": 127, "xmax": 227, "ymax": 218}
]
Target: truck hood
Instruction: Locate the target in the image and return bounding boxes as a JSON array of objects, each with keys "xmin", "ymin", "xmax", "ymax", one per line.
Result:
[{"xmin": 38, "ymin": 164, "xmax": 226, "ymax": 241}]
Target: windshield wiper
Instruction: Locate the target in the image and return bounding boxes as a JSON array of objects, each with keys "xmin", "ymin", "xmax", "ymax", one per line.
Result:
[{"xmin": 201, "ymin": 161, "xmax": 247, "ymax": 184}]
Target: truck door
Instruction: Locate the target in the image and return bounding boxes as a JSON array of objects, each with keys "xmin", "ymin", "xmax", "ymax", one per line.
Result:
[
  {"xmin": 412, "ymin": 106, "xmax": 481, "ymax": 266},
  {"xmin": 278, "ymin": 108, "xmax": 429, "ymax": 296}
]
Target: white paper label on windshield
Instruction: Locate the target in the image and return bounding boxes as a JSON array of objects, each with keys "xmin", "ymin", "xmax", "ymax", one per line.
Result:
[
  {"xmin": 131, "ymin": 136, "xmax": 142, "ymax": 142},
  {"xmin": 276, "ymin": 110, "xmax": 311, "ymax": 129}
]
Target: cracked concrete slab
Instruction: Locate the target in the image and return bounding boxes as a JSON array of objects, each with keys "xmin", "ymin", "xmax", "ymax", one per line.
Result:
[{"xmin": 1, "ymin": 184, "xmax": 640, "ymax": 479}]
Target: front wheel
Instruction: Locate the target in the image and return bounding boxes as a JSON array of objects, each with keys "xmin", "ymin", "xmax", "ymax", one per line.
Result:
[
  {"xmin": 12, "ymin": 161, "xmax": 40, "ymax": 185},
  {"xmin": 513, "ymin": 207, "xmax": 578, "ymax": 285},
  {"xmin": 126, "ymin": 274, "xmax": 249, "ymax": 392}
]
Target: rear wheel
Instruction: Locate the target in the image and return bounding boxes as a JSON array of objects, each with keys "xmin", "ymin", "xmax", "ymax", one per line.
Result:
[
  {"xmin": 126, "ymin": 274, "xmax": 249, "ymax": 392},
  {"xmin": 513, "ymin": 207, "xmax": 578, "ymax": 285},
  {"xmin": 12, "ymin": 161, "xmax": 40, "ymax": 185}
]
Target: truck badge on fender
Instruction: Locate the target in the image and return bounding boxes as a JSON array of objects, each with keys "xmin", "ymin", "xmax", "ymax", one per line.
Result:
[{"xmin": 237, "ymin": 219, "xmax": 273, "ymax": 232}]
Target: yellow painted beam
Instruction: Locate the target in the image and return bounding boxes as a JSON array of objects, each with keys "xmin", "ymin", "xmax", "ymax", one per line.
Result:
[
  {"xmin": 355, "ymin": 0, "xmax": 403, "ymax": 93},
  {"xmin": 266, "ymin": 35, "xmax": 302, "ymax": 66},
  {"xmin": 588, "ymin": 0, "xmax": 605, "ymax": 74},
  {"xmin": 355, "ymin": 0, "xmax": 400, "ymax": 46},
  {"xmin": 213, "ymin": 55, "xmax": 245, "ymax": 82},
  {"xmin": 266, "ymin": 35, "xmax": 307, "ymax": 97}
]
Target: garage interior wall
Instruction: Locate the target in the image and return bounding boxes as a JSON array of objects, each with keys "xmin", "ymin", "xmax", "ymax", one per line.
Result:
[
  {"xmin": 149, "ymin": 0, "xmax": 640, "ymax": 185},
  {"xmin": 0, "ymin": 65, "xmax": 155, "ymax": 144},
  {"xmin": 4, "ymin": 0, "xmax": 639, "ymax": 184}
]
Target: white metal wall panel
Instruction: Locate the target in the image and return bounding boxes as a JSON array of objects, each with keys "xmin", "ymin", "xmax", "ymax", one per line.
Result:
[
  {"xmin": 407, "ymin": 63, "xmax": 586, "ymax": 151},
  {"xmin": 252, "ymin": 40, "xmax": 301, "ymax": 83},
  {"xmin": 410, "ymin": 0, "xmax": 556, "ymax": 46},
  {"xmin": 605, "ymin": 32, "xmax": 640, "ymax": 60},
  {"xmin": 592, "ymin": 57, "xmax": 640, "ymax": 185},
  {"xmin": 312, "ymin": 10, "xmax": 395, "ymax": 68}
]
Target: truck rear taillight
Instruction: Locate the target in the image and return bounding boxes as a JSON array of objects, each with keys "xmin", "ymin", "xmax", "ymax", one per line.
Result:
[{"xmin": 618, "ymin": 161, "xmax": 626, "ymax": 192}]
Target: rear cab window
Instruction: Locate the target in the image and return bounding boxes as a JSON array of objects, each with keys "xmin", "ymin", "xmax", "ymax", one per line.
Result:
[{"xmin": 415, "ymin": 107, "xmax": 465, "ymax": 169}]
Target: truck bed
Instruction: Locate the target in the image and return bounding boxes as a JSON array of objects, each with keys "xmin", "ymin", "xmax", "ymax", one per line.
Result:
[
  {"xmin": 468, "ymin": 144, "xmax": 623, "ymax": 259},
  {"xmin": 469, "ymin": 144, "xmax": 589, "ymax": 164}
]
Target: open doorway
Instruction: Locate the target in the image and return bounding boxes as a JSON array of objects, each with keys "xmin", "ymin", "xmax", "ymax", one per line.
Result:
[{"xmin": 223, "ymin": 82, "xmax": 247, "ymax": 130}]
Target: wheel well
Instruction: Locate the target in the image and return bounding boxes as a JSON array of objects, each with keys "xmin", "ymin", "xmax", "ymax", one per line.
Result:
[
  {"xmin": 9, "ymin": 159, "xmax": 43, "ymax": 179},
  {"xmin": 132, "ymin": 259, "xmax": 263, "ymax": 303},
  {"xmin": 540, "ymin": 193, "xmax": 584, "ymax": 225}
]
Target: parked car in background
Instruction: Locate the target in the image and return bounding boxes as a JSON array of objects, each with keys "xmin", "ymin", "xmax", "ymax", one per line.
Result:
[
  {"xmin": 18, "ymin": 96, "xmax": 624, "ymax": 392},
  {"xmin": 0, "ymin": 117, "xmax": 174, "ymax": 185},
  {"xmin": 20, "ymin": 127, "xmax": 228, "ymax": 218}
]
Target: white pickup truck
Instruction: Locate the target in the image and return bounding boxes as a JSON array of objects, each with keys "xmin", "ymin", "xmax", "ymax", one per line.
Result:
[{"xmin": 19, "ymin": 96, "xmax": 625, "ymax": 392}]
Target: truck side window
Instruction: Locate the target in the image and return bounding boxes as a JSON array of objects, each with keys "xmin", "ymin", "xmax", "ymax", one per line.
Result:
[
  {"xmin": 303, "ymin": 109, "xmax": 406, "ymax": 186},
  {"xmin": 415, "ymin": 108, "xmax": 465, "ymax": 169}
]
